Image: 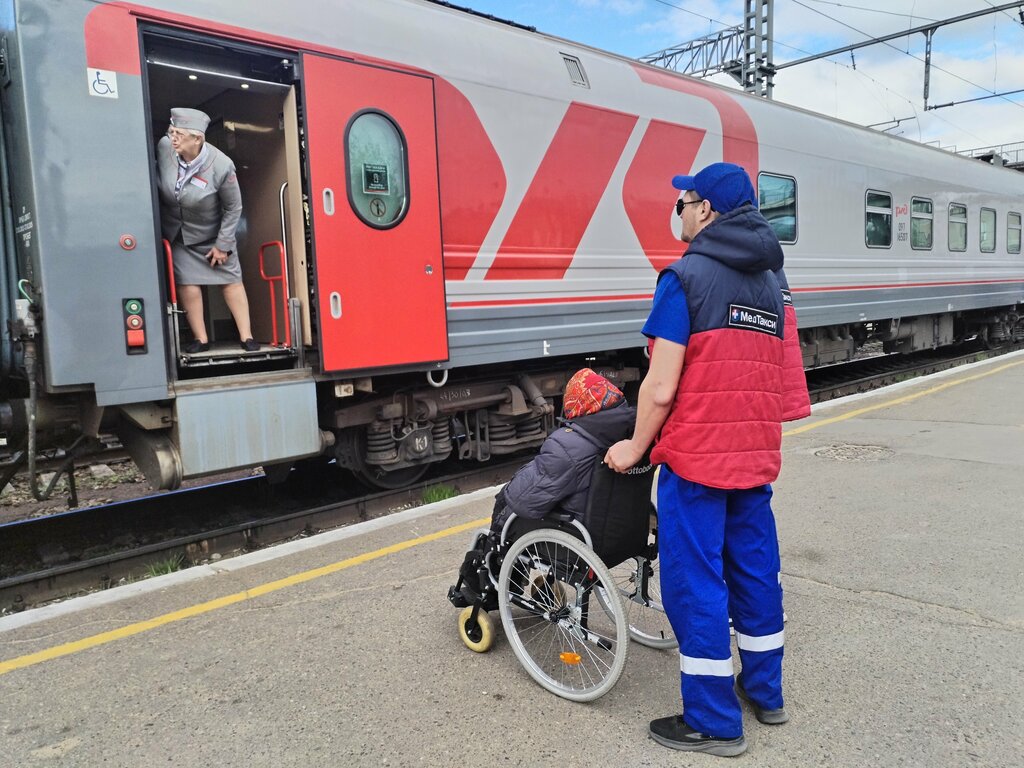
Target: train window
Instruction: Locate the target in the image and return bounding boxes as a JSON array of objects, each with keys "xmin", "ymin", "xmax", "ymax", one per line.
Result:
[
  {"xmin": 865, "ymin": 190, "xmax": 892, "ymax": 248},
  {"xmin": 911, "ymin": 197, "xmax": 933, "ymax": 250},
  {"xmin": 1009, "ymin": 212, "xmax": 1022, "ymax": 254},
  {"xmin": 980, "ymin": 208, "xmax": 996, "ymax": 253},
  {"xmin": 344, "ymin": 110, "xmax": 409, "ymax": 229},
  {"xmin": 758, "ymin": 173, "xmax": 797, "ymax": 243},
  {"xmin": 948, "ymin": 203, "xmax": 967, "ymax": 252}
]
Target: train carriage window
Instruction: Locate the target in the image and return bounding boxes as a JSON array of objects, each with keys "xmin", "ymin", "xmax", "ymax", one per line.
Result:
[
  {"xmin": 948, "ymin": 203, "xmax": 967, "ymax": 252},
  {"xmin": 1009, "ymin": 212, "xmax": 1022, "ymax": 254},
  {"xmin": 910, "ymin": 198, "xmax": 933, "ymax": 250},
  {"xmin": 865, "ymin": 190, "xmax": 892, "ymax": 248},
  {"xmin": 757, "ymin": 173, "xmax": 797, "ymax": 243},
  {"xmin": 980, "ymin": 208, "xmax": 996, "ymax": 253},
  {"xmin": 345, "ymin": 110, "xmax": 409, "ymax": 229}
]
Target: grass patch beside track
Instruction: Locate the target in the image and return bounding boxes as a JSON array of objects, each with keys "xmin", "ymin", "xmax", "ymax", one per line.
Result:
[{"xmin": 422, "ymin": 484, "xmax": 459, "ymax": 504}]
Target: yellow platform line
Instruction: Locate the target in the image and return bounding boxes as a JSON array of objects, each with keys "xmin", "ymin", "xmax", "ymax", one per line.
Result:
[
  {"xmin": 783, "ymin": 358, "xmax": 1024, "ymax": 437},
  {"xmin": 0, "ymin": 516, "xmax": 489, "ymax": 676},
  {"xmin": 3, "ymin": 356, "xmax": 1021, "ymax": 676}
]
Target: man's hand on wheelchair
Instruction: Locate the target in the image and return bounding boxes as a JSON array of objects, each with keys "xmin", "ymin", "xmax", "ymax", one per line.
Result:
[{"xmin": 605, "ymin": 439, "xmax": 644, "ymax": 473}]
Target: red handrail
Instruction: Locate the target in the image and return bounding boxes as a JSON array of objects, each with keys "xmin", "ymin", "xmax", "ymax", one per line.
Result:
[
  {"xmin": 259, "ymin": 240, "xmax": 291, "ymax": 347},
  {"xmin": 162, "ymin": 239, "xmax": 177, "ymax": 306}
]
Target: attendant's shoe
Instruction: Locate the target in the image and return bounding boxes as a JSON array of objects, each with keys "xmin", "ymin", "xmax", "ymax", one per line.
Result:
[
  {"xmin": 648, "ymin": 715, "xmax": 747, "ymax": 757},
  {"xmin": 240, "ymin": 338, "xmax": 260, "ymax": 352},
  {"xmin": 183, "ymin": 339, "xmax": 210, "ymax": 354},
  {"xmin": 736, "ymin": 674, "xmax": 790, "ymax": 724}
]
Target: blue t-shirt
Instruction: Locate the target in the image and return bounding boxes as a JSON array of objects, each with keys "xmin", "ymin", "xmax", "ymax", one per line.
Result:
[{"xmin": 642, "ymin": 273, "xmax": 690, "ymax": 346}]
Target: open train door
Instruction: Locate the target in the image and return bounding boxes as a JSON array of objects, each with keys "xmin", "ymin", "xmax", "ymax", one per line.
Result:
[{"xmin": 303, "ymin": 55, "xmax": 448, "ymax": 372}]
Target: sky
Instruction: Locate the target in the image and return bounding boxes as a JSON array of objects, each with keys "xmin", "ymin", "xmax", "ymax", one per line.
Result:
[{"xmin": 455, "ymin": 0, "xmax": 1024, "ymax": 154}]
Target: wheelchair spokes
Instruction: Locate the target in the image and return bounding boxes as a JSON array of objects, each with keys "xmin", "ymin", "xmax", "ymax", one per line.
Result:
[{"xmin": 498, "ymin": 529, "xmax": 628, "ymax": 702}]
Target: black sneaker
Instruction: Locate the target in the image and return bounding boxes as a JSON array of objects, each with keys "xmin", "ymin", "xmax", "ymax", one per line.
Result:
[
  {"xmin": 648, "ymin": 715, "xmax": 746, "ymax": 757},
  {"xmin": 736, "ymin": 674, "xmax": 790, "ymax": 725},
  {"xmin": 183, "ymin": 339, "xmax": 210, "ymax": 354},
  {"xmin": 240, "ymin": 338, "xmax": 260, "ymax": 352}
]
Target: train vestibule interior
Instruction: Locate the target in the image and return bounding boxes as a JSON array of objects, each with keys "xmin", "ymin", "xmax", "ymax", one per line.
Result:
[{"xmin": 143, "ymin": 32, "xmax": 310, "ymax": 371}]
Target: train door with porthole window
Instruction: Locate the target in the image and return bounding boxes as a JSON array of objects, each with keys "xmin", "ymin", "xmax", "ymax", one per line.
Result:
[{"xmin": 303, "ymin": 55, "xmax": 448, "ymax": 373}]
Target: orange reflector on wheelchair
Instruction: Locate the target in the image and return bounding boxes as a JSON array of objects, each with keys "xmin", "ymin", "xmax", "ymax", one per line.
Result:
[{"xmin": 560, "ymin": 652, "xmax": 582, "ymax": 665}]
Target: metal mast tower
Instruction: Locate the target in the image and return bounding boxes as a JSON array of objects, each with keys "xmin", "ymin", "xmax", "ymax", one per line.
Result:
[{"xmin": 640, "ymin": 0, "xmax": 774, "ymax": 98}]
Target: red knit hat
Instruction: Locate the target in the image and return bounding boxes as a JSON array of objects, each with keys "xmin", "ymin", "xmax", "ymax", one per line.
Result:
[{"xmin": 562, "ymin": 368, "xmax": 624, "ymax": 420}]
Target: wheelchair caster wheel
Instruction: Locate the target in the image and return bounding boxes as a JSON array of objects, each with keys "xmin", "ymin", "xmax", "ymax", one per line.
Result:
[{"xmin": 458, "ymin": 606, "xmax": 495, "ymax": 653}]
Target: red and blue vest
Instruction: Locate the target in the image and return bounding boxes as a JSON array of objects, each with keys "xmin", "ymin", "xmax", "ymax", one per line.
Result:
[{"xmin": 650, "ymin": 206, "xmax": 785, "ymax": 489}]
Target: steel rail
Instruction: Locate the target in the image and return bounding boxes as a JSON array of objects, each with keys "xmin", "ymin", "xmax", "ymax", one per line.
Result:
[{"xmin": 0, "ymin": 460, "xmax": 522, "ymax": 613}]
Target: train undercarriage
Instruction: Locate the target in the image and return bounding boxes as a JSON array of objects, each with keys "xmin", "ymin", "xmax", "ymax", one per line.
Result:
[
  {"xmin": 797, "ymin": 305, "xmax": 1024, "ymax": 368},
  {"xmin": 3, "ymin": 303, "xmax": 1022, "ymax": 505}
]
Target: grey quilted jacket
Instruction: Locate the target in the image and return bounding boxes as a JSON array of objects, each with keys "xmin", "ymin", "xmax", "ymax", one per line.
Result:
[{"xmin": 501, "ymin": 402, "xmax": 637, "ymax": 523}]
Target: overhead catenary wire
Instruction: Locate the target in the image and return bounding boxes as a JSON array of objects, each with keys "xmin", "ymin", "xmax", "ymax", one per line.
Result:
[
  {"xmin": 787, "ymin": 0, "xmax": 1024, "ymax": 111},
  {"xmin": 803, "ymin": 0, "xmax": 937, "ymax": 22}
]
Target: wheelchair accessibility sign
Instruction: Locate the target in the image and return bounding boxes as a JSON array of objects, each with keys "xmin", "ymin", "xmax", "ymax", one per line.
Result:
[{"xmin": 87, "ymin": 69, "xmax": 118, "ymax": 99}]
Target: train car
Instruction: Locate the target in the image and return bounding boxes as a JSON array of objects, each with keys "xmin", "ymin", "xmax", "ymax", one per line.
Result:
[{"xmin": 0, "ymin": 0, "xmax": 1021, "ymax": 497}]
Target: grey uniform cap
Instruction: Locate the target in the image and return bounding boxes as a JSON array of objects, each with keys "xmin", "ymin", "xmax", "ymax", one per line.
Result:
[{"xmin": 169, "ymin": 107, "xmax": 210, "ymax": 134}]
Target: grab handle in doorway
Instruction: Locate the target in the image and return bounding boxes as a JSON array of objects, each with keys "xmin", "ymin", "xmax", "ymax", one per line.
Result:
[
  {"xmin": 162, "ymin": 238, "xmax": 177, "ymax": 307},
  {"xmin": 279, "ymin": 181, "xmax": 290, "ymax": 275},
  {"xmin": 259, "ymin": 240, "xmax": 291, "ymax": 348}
]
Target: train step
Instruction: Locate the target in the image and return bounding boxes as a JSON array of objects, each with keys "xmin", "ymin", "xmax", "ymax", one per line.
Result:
[{"xmin": 179, "ymin": 341, "xmax": 298, "ymax": 368}]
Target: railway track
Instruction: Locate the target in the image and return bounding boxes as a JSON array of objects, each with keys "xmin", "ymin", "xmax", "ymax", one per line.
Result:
[
  {"xmin": 3, "ymin": 340, "xmax": 1020, "ymax": 616},
  {"xmin": 0, "ymin": 459, "xmax": 522, "ymax": 614},
  {"xmin": 806, "ymin": 340, "xmax": 1023, "ymax": 403}
]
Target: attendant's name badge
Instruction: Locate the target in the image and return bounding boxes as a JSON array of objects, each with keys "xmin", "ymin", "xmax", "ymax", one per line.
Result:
[{"xmin": 190, "ymin": 176, "xmax": 208, "ymax": 190}]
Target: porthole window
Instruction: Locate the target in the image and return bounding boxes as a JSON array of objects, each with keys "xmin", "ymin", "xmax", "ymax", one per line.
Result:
[
  {"xmin": 980, "ymin": 208, "xmax": 996, "ymax": 253},
  {"xmin": 948, "ymin": 203, "xmax": 967, "ymax": 252},
  {"xmin": 345, "ymin": 110, "xmax": 409, "ymax": 229},
  {"xmin": 1008, "ymin": 212, "xmax": 1022, "ymax": 254},
  {"xmin": 865, "ymin": 190, "xmax": 892, "ymax": 248},
  {"xmin": 910, "ymin": 197, "xmax": 933, "ymax": 250},
  {"xmin": 757, "ymin": 172, "xmax": 797, "ymax": 243}
]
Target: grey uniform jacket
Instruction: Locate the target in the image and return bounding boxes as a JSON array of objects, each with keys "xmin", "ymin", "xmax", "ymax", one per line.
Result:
[{"xmin": 156, "ymin": 136, "xmax": 242, "ymax": 254}]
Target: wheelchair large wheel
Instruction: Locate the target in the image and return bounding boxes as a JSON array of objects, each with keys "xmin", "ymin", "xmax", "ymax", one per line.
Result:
[
  {"xmin": 604, "ymin": 555, "xmax": 677, "ymax": 649},
  {"xmin": 497, "ymin": 529, "xmax": 628, "ymax": 702}
]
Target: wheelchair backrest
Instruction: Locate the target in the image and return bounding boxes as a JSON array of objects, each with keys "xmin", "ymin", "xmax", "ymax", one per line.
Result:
[{"xmin": 582, "ymin": 458, "xmax": 655, "ymax": 568}]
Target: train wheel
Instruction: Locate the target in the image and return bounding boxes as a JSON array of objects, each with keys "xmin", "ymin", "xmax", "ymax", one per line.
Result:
[
  {"xmin": 458, "ymin": 606, "xmax": 495, "ymax": 653},
  {"xmin": 343, "ymin": 428, "xmax": 431, "ymax": 490}
]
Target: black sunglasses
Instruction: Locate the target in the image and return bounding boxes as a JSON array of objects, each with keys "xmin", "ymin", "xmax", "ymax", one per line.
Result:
[{"xmin": 675, "ymin": 198, "xmax": 704, "ymax": 216}]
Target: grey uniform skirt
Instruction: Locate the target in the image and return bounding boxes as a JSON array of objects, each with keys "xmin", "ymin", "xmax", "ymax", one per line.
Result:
[{"xmin": 171, "ymin": 237, "xmax": 242, "ymax": 285}]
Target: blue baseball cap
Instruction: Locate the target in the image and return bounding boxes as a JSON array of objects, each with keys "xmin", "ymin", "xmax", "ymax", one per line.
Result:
[{"xmin": 672, "ymin": 162, "xmax": 756, "ymax": 213}]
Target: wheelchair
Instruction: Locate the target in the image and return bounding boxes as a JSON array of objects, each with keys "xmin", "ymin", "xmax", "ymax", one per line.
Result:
[{"xmin": 447, "ymin": 458, "xmax": 677, "ymax": 702}]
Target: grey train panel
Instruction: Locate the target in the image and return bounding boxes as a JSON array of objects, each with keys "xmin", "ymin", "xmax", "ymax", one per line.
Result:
[
  {"xmin": 174, "ymin": 376, "xmax": 320, "ymax": 477},
  {"xmin": 794, "ymin": 282, "xmax": 1024, "ymax": 329},
  {"xmin": 6, "ymin": 1, "xmax": 168, "ymax": 405},
  {"xmin": 446, "ymin": 301, "xmax": 652, "ymax": 367}
]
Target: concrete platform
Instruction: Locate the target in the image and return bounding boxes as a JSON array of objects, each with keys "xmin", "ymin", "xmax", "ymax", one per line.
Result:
[{"xmin": 2, "ymin": 353, "xmax": 1022, "ymax": 767}]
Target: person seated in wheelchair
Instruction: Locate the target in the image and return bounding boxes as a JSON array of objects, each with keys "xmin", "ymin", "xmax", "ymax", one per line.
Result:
[{"xmin": 448, "ymin": 368, "xmax": 636, "ymax": 611}]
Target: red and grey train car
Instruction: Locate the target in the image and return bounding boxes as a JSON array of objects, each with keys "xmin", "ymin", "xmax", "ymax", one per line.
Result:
[{"xmin": 0, "ymin": 0, "xmax": 1021, "ymax": 494}]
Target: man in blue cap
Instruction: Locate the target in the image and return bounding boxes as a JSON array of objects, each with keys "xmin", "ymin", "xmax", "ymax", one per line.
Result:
[{"xmin": 606, "ymin": 162, "xmax": 788, "ymax": 757}]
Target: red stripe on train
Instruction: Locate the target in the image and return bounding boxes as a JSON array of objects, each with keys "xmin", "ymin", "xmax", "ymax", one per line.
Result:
[
  {"xmin": 632, "ymin": 65, "xmax": 759, "ymax": 178},
  {"xmin": 792, "ymin": 278, "xmax": 1024, "ymax": 293},
  {"xmin": 484, "ymin": 103, "xmax": 638, "ymax": 281},
  {"xmin": 622, "ymin": 119, "xmax": 705, "ymax": 271},
  {"xmin": 450, "ymin": 294, "xmax": 653, "ymax": 308},
  {"xmin": 448, "ymin": 278, "xmax": 1024, "ymax": 308}
]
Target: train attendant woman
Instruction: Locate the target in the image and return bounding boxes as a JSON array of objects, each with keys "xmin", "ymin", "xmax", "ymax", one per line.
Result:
[{"xmin": 157, "ymin": 107, "xmax": 258, "ymax": 353}]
